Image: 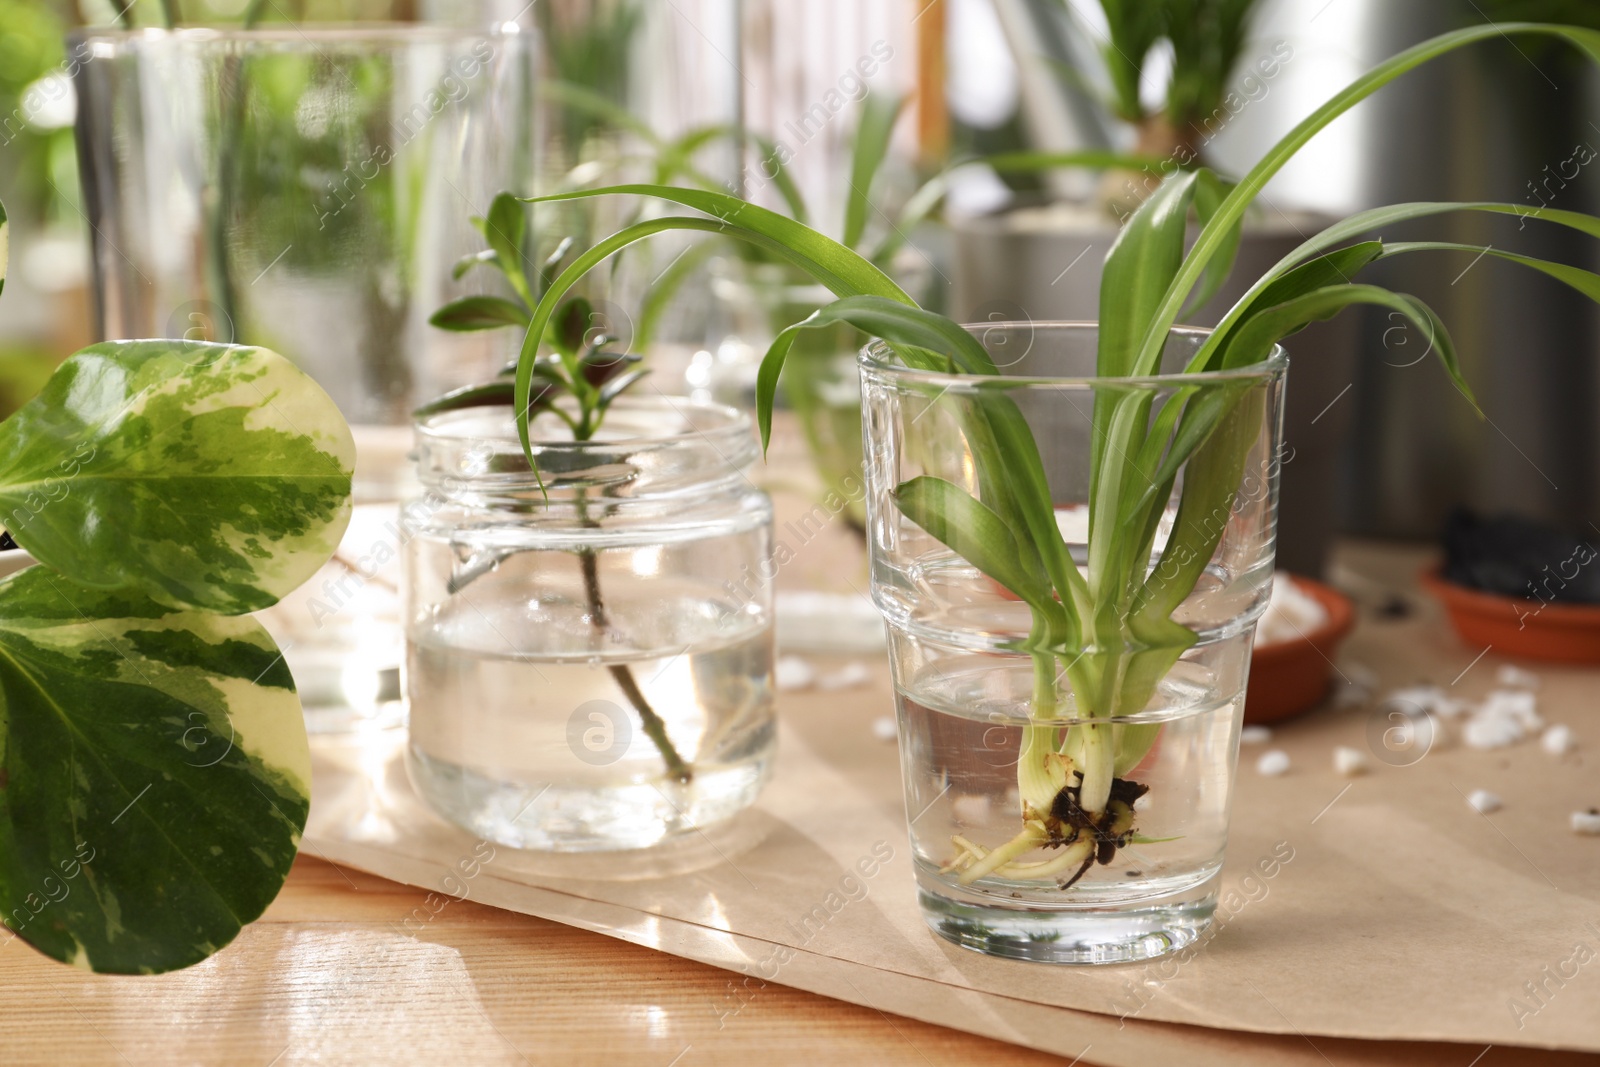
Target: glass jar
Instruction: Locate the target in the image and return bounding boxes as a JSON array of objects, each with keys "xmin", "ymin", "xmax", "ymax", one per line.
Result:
[
  {"xmin": 404, "ymin": 397, "xmax": 777, "ymax": 851},
  {"xmin": 861, "ymin": 323, "xmax": 1286, "ymax": 963}
]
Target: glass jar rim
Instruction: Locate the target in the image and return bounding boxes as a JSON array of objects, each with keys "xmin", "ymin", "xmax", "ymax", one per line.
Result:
[
  {"xmin": 413, "ymin": 395, "xmax": 752, "ymax": 451},
  {"xmin": 859, "ymin": 321, "xmax": 1288, "ymax": 389},
  {"xmin": 412, "ymin": 395, "xmax": 758, "ymax": 495},
  {"xmin": 68, "ymin": 22, "xmax": 522, "ymax": 46}
]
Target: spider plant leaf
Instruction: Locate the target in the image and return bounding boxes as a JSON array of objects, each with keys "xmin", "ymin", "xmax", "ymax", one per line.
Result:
[
  {"xmin": 843, "ymin": 93, "xmax": 906, "ymax": 251},
  {"xmin": 749, "ymin": 133, "xmax": 810, "ymax": 226},
  {"xmin": 1099, "ymin": 170, "xmax": 1201, "ymax": 378},
  {"xmin": 756, "ymin": 296, "xmax": 1088, "ymax": 626},
  {"xmin": 429, "ymin": 296, "xmax": 530, "ymax": 332},
  {"xmin": 1183, "ymin": 171, "xmax": 1244, "ymax": 317},
  {"xmin": 506, "ymin": 188, "xmax": 913, "ymax": 469},
  {"xmin": 1135, "ymin": 385, "xmax": 1267, "ymax": 622},
  {"xmin": 1194, "ymin": 202, "xmax": 1600, "ymax": 370},
  {"xmin": 894, "ymin": 475, "xmax": 1056, "ymax": 615},
  {"xmin": 483, "ymin": 192, "xmax": 535, "ymax": 307},
  {"xmin": 0, "ymin": 341, "xmax": 354, "ymax": 615},
  {"xmin": 0, "ymin": 566, "xmax": 309, "ymax": 974},
  {"xmin": 1140, "ymin": 23, "xmax": 1600, "ymax": 377},
  {"xmin": 985, "ymin": 150, "xmax": 1172, "ymax": 175},
  {"xmin": 1378, "ymin": 241, "xmax": 1600, "ymax": 302},
  {"xmin": 541, "ymin": 79, "xmax": 661, "ymax": 147},
  {"xmin": 1223, "ymin": 283, "xmax": 1474, "ymax": 409}
]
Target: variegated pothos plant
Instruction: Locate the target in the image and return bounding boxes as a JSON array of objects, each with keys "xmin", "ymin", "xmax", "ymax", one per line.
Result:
[{"xmin": 0, "ymin": 199, "xmax": 354, "ymax": 973}]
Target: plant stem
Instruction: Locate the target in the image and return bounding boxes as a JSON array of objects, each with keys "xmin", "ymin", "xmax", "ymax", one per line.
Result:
[{"xmin": 574, "ymin": 490, "xmax": 693, "ymax": 783}]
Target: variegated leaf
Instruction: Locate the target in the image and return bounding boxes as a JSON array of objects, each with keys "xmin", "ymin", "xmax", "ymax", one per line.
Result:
[
  {"xmin": 0, "ymin": 566, "xmax": 310, "ymax": 974},
  {"xmin": 0, "ymin": 341, "xmax": 354, "ymax": 615}
]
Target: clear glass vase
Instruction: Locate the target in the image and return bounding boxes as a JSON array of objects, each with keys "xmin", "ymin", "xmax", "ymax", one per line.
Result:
[
  {"xmin": 72, "ymin": 24, "xmax": 536, "ymax": 732},
  {"xmin": 404, "ymin": 397, "xmax": 777, "ymax": 851},
  {"xmin": 860, "ymin": 323, "xmax": 1286, "ymax": 963}
]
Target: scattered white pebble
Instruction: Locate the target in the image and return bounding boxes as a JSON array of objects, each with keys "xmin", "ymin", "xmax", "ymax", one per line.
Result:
[
  {"xmin": 1333, "ymin": 746, "xmax": 1370, "ymax": 777},
  {"xmin": 1467, "ymin": 789, "xmax": 1503, "ymax": 814},
  {"xmin": 1542, "ymin": 724, "xmax": 1575, "ymax": 756},
  {"xmin": 1570, "ymin": 809, "xmax": 1600, "ymax": 835},
  {"xmin": 816, "ymin": 661, "xmax": 873, "ymax": 691},
  {"xmin": 1496, "ymin": 664, "xmax": 1541, "ymax": 690},
  {"xmin": 1480, "ymin": 689, "xmax": 1543, "ymax": 732},
  {"xmin": 1384, "ymin": 685, "xmax": 1465, "ymax": 719},
  {"xmin": 1254, "ymin": 575, "xmax": 1331, "ymax": 647},
  {"xmin": 1240, "ymin": 725, "xmax": 1273, "ymax": 746},
  {"xmin": 1464, "ymin": 714, "xmax": 1524, "ymax": 750},
  {"xmin": 952, "ymin": 794, "xmax": 991, "ymax": 824},
  {"xmin": 774, "ymin": 656, "xmax": 816, "ymax": 692},
  {"xmin": 871, "ymin": 715, "xmax": 897, "ymax": 742},
  {"xmin": 1256, "ymin": 750, "xmax": 1291, "ymax": 776}
]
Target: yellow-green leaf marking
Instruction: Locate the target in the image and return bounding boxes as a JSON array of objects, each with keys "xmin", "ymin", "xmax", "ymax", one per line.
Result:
[{"xmin": 0, "ymin": 341, "xmax": 355, "ymax": 615}]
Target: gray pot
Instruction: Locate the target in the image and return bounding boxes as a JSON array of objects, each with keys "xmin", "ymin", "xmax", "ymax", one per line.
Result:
[{"xmin": 951, "ymin": 205, "xmax": 1354, "ymax": 577}]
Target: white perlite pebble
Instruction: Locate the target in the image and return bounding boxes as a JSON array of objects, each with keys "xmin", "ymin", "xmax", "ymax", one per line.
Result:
[
  {"xmin": 1240, "ymin": 725, "xmax": 1273, "ymax": 746},
  {"xmin": 952, "ymin": 794, "xmax": 991, "ymax": 824},
  {"xmin": 1480, "ymin": 689, "xmax": 1543, "ymax": 731},
  {"xmin": 1468, "ymin": 789, "xmax": 1503, "ymax": 814},
  {"xmin": 774, "ymin": 656, "xmax": 816, "ymax": 692},
  {"xmin": 1333, "ymin": 746, "xmax": 1370, "ymax": 777},
  {"xmin": 1254, "ymin": 575, "xmax": 1330, "ymax": 647},
  {"xmin": 1496, "ymin": 664, "xmax": 1541, "ymax": 690},
  {"xmin": 1542, "ymin": 724, "xmax": 1575, "ymax": 756},
  {"xmin": 1464, "ymin": 714, "xmax": 1524, "ymax": 750},
  {"xmin": 1571, "ymin": 809, "xmax": 1600, "ymax": 835},
  {"xmin": 817, "ymin": 661, "xmax": 873, "ymax": 691},
  {"xmin": 871, "ymin": 716, "xmax": 897, "ymax": 742},
  {"xmin": 1256, "ymin": 750, "xmax": 1291, "ymax": 776},
  {"xmin": 1384, "ymin": 685, "xmax": 1465, "ymax": 719}
]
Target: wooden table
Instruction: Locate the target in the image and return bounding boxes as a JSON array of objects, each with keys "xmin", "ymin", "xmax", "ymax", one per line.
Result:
[
  {"xmin": 0, "ymin": 855, "xmax": 1064, "ymax": 1065},
  {"xmin": 4, "ymin": 531, "xmax": 1594, "ymax": 1065}
]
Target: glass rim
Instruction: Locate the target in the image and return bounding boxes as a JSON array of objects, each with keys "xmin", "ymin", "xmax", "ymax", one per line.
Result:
[
  {"xmin": 859, "ymin": 321, "xmax": 1288, "ymax": 389},
  {"xmin": 412, "ymin": 394, "xmax": 754, "ymax": 456},
  {"xmin": 68, "ymin": 22, "xmax": 525, "ymax": 46}
]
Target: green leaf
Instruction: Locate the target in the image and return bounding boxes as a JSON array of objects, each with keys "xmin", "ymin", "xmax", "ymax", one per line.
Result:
[
  {"xmin": 1378, "ymin": 241, "xmax": 1600, "ymax": 302},
  {"xmin": 451, "ymin": 249, "xmax": 499, "ymax": 282},
  {"xmin": 1140, "ymin": 23, "xmax": 1600, "ymax": 377},
  {"xmin": 985, "ymin": 150, "xmax": 1170, "ymax": 175},
  {"xmin": 1194, "ymin": 202, "xmax": 1600, "ymax": 371},
  {"xmin": 507, "ymin": 186, "xmax": 914, "ymax": 470},
  {"xmin": 894, "ymin": 476, "xmax": 1055, "ymax": 613},
  {"xmin": 0, "ymin": 566, "xmax": 309, "ymax": 974},
  {"xmin": 1222, "ymin": 283, "xmax": 1475, "ymax": 409},
  {"xmin": 843, "ymin": 93, "xmax": 905, "ymax": 251},
  {"xmin": 1098, "ymin": 171, "xmax": 1200, "ymax": 378},
  {"xmin": 0, "ymin": 341, "xmax": 354, "ymax": 615},
  {"xmin": 1183, "ymin": 171, "xmax": 1244, "ymax": 317},
  {"xmin": 482, "ymin": 192, "xmax": 534, "ymax": 307},
  {"xmin": 429, "ymin": 296, "xmax": 530, "ymax": 332}
]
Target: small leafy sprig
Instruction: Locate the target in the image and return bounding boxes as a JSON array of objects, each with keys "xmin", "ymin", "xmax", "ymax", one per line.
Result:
[
  {"xmin": 427, "ymin": 192, "xmax": 647, "ymax": 437},
  {"xmin": 492, "ymin": 22, "xmax": 1600, "ymax": 883},
  {"xmin": 426, "ymin": 194, "xmax": 690, "ymax": 784}
]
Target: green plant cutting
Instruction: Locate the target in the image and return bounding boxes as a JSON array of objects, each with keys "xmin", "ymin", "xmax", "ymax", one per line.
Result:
[
  {"xmin": 492, "ymin": 23, "xmax": 1600, "ymax": 885},
  {"xmin": 0, "ymin": 199, "xmax": 355, "ymax": 972}
]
